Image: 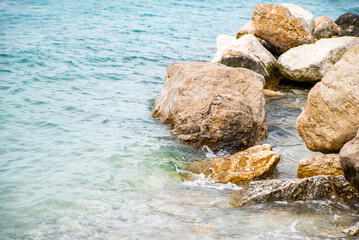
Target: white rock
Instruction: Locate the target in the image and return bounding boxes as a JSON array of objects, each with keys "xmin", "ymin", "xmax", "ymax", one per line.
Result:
[
  {"xmin": 215, "ymin": 34, "xmax": 236, "ymax": 54},
  {"xmin": 212, "ymin": 34, "xmax": 277, "ymax": 80},
  {"xmin": 281, "ymin": 3, "xmax": 315, "ymax": 34},
  {"xmin": 278, "ymin": 36, "xmax": 359, "ymax": 82}
]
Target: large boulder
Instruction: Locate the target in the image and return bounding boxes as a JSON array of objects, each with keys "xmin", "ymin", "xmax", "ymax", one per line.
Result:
[
  {"xmin": 251, "ymin": 3, "xmax": 315, "ymax": 54},
  {"xmin": 335, "ymin": 12, "xmax": 359, "ymax": 37},
  {"xmin": 186, "ymin": 144, "xmax": 280, "ymax": 185},
  {"xmin": 296, "ymin": 45, "xmax": 359, "ymax": 153},
  {"xmin": 297, "ymin": 154, "xmax": 344, "ymax": 178},
  {"xmin": 212, "ymin": 34, "xmax": 277, "ymax": 82},
  {"xmin": 152, "ymin": 61, "xmax": 268, "ymax": 153},
  {"xmin": 314, "ymin": 16, "xmax": 343, "ymax": 39},
  {"xmin": 340, "ymin": 129, "xmax": 359, "ymax": 190},
  {"xmin": 231, "ymin": 176, "xmax": 359, "ymax": 207},
  {"xmin": 278, "ymin": 36, "xmax": 359, "ymax": 82}
]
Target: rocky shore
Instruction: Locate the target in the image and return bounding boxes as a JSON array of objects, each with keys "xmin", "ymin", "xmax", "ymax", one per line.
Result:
[{"xmin": 153, "ymin": 3, "xmax": 359, "ymax": 236}]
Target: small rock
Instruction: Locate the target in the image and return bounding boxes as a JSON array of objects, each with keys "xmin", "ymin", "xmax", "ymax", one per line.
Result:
[
  {"xmin": 251, "ymin": 3, "xmax": 315, "ymax": 54},
  {"xmin": 212, "ymin": 34, "xmax": 277, "ymax": 82},
  {"xmin": 314, "ymin": 16, "xmax": 343, "ymax": 39},
  {"xmin": 340, "ymin": 129, "xmax": 359, "ymax": 190},
  {"xmin": 231, "ymin": 176, "xmax": 359, "ymax": 207},
  {"xmin": 236, "ymin": 21, "xmax": 255, "ymax": 39},
  {"xmin": 296, "ymin": 44, "xmax": 359, "ymax": 153},
  {"xmin": 152, "ymin": 61, "xmax": 268, "ymax": 153},
  {"xmin": 297, "ymin": 154, "xmax": 344, "ymax": 178},
  {"xmin": 335, "ymin": 12, "xmax": 359, "ymax": 37},
  {"xmin": 263, "ymin": 89, "xmax": 284, "ymax": 98},
  {"xmin": 278, "ymin": 36, "xmax": 359, "ymax": 82},
  {"xmin": 186, "ymin": 144, "xmax": 280, "ymax": 185},
  {"xmin": 290, "ymin": 89, "xmax": 308, "ymax": 95}
]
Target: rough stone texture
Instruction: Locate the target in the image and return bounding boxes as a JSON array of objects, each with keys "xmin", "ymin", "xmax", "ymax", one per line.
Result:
[
  {"xmin": 340, "ymin": 129, "xmax": 359, "ymax": 190},
  {"xmin": 314, "ymin": 16, "xmax": 343, "ymax": 39},
  {"xmin": 278, "ymin": 36, "xmax": 359, "ymax": 82},
  {"xmin": 231, "ymin": 176, "xmax": 359, "ymax": 207},
  {"xmin": 343, "ymin": 226, "xmax": 359, "ymax": 236},
  {"xmin": 186, "ymin": 144, "xmax": 280, "ymax": 185},
  {"xmin": 335, "ymin": 12, "xmax": 359, "ymax": 37},
  {"xmin": 236, "ymin": 21, "xmax": 255, "ymax": 39},
  {"xmin": 251, "ymin": 3, "xmax": 314, "ymax": 54},
  {"xmin": 215, "ymin": 34, "xmax": 236, "ymax": 54},
  {"xmin": 297, "ymin": 154, "xmax": 344, "ymax": 178},
  {"xmin": 152, "ymin": 61, "xmax": 268, "ymax": 153},
  {"xmin": 296, "ymin": 45, "xmax": 359, "ymax": 153},
  {"xmin": 212, "ymin": 34, "xmax": 277, "ymax": 82}
]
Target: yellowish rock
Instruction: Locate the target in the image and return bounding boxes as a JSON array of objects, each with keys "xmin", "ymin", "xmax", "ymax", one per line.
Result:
[
  {"xmin": 296, "ymin": 154, "xmax": 344, "ymax": 178},
  {"xmin": 186, "ymin": 144, "xmax": 280, "ymax": 185},
  {"xmin": 263, "ymin": 89, "xmax": 284, "ymax": 97}
]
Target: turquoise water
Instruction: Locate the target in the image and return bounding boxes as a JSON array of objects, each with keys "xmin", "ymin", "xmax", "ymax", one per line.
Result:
[{"xmin": 1, "ymin": 0, "xmax": 359, "ymax": 239}]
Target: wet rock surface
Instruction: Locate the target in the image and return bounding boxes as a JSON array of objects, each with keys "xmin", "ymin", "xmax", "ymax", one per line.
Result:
[
  {"xmin": 251, "ymin": 3, "xmax": 314, "ymax": 54},
  {"xmin": 231, "ymin": 176, "xmax": 359, "ymax": 207},
  {"xmin": 296, "ymin": 44, "xmax": 359, "ymax": 153},
  {"xmin": 152, "ymin": 61, "xmax": 267, "ymax": 153},
  {"xmin": 185, "ymin": 144, "xmax": 280, "ymax": 185},
  {"xmin": 340, "ymin": 129, "xmax": 359, "ymax": 190},
  {"xmin": 297, "ymin": 154, "xmax": 343, "ymax": 178}
]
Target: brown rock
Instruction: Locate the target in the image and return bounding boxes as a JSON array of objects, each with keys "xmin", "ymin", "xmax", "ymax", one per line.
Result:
[
  {"xmin": 340, "ymin": 129, "xmax": 359, "ymax": 190},
  {"xmin": 186, "ymin": 144, "xmax": 280, "ymax": 185},
  {"xmin": 314, "ymin": 16, "xmax": 343, "ymax": 39},
  {"xmin": 297, "ymin": 154, "xmax": 344, "ymax": 178},
  {"xmin": 231, "ymin": 176, "xmax": 359, "ymax": 207},
  {"xmin": 296, "ymin": 44, "xmax": 359, "ymax": 153},
  {"xmin": 251, "ymin": 3, "xmax": 314, "ymax": 54},
  {"xmin": 152, "ymin": 61, "xmax": 268, "ymax": 153}
]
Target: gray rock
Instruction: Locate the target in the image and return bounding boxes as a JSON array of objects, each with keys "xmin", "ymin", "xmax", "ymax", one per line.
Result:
[
  {"xmin": 340, "ymin": 129, "xmax": 359, "ymax": 190},
  {"xmin": 335, "ymin": 12, "xmax": 359, "ymax": 37},
  {"xmin": 212, "ymin": 34, "xmax": 277, "ymax": 82},
  {"xmin": 278, "ymin": 36, "xmax": 359, "ymax": 82},
  {"xmin": 231, "ymin": 176, "xmax": 359, "ymax": 207}
]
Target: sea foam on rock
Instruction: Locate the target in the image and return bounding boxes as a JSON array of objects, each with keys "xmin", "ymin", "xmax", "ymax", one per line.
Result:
[
  {"xmin": 296, "ymin": 44, "xmax": 359, "ymax": 153},
  {"xmin": 185, "ymin": 144, "xmax": 280, "ymax": 185},
  {"xmin": 278, "ymin": 36, "xmax": 359, "ymax": 82},
  {"xmin": 152, "ymin": 61, "xmax": 268, "ymax": 153},
  {"xmin": 212, "ymin": 34, "xmax": 277, "ymax": 82},
  {"xmin": 251, "ymin": 3, "xmax": 315, "ymax": 54}
]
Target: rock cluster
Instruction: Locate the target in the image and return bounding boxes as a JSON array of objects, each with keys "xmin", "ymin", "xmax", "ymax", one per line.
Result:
[{"xmin": 153, "ymin": 3, "xmax": 359, "ymax": 208}]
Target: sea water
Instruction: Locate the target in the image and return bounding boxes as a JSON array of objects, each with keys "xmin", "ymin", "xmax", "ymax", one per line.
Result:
[{"xmin": 1, "ymin": 0, "xmax": 359, "ymax": 239}]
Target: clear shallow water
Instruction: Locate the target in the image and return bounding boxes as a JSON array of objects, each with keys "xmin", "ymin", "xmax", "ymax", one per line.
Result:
[{"xmin": 1, "ymin": 0, "xmax": 359, "ymax": 239}]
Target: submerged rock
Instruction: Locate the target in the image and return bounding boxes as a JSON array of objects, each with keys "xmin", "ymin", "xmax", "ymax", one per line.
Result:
[
  {"xmin": 152, "ymin": 61, "xmax": 268, "ymax": 153},
  {"xmin": 314, "ymin": 16, "xmax": 343, "ymax": 39},
  {"xmin": 231, "ymin": 176, "xmax": 359, "ymax": 207},
  {"xmin": 278, "ymin": 36, "xmax": 359, "ymax": 82},
  {"xmin": 186, "ymin": 144, "xmax": 280, "ymax": 185},
  {"xmin": 212, "ymin": 34, "xmax": 277, "ymax": 82},
  {"xmin": 296, "ymin": 44, "xmax": 359, "ymax": 153},
  {"xmin": 297, "ymin": 154, "xmax": 344, "ymax": 178},
  {"xmin": 340, "ymin": 129, "xmax": 359, "ymax": 190},
  {"xmin": 335, "ymin": 12, "xmax": 359, "ymax": 37},
  {"xmin": 251, "ymin": 3, "xmax": 314, "ymax": 54},
  {"xmin": 343, "ymin": 226, "xmax": 359, "ymax": 236}
]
